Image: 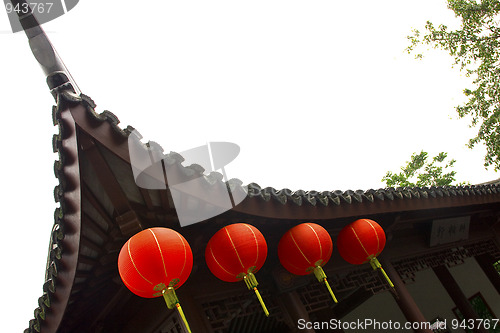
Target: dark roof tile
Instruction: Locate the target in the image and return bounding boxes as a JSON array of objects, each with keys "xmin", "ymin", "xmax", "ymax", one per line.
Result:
[
  {"xmin": 304, "ymin": 192, "xmax": 317, "ymax": 206},
  {"xmin": 340, "ymin": 193, "xmax": 353, "ymax": 204},
  {"xmin": 240, "ymin": 183, "xmax": 500, "ymax": 208},
  {"xmin": 362, "ymin": 191, "xmax": 375, "ymax": 202},
  {"xmin": 266, "ymin": 188, "xmax": 285, "ymax": 204},
  {"xmin": 205, "ymin": 171, "xmax": 224, "ymax": 185},
  {"xmin": 259, "ymin": 188, "xmax": 272, "ymax": 202},
  {"xmin": 289, "ymin": 190, "xmax": 303, "ymax": 206},
  {"xmin": 163, "ymin": 151, "xmax": 184, "ymax": 166},
  {"xmin": 383, "ymin": 189, "xmax": 395, "ymax": 201},
  {"xmin": 316, "ymin": 192, "xmax": 329, "ymax": 206},
  {"xmin": 328, "ymin": 194, "xmax": 341, "ymax": 206}
]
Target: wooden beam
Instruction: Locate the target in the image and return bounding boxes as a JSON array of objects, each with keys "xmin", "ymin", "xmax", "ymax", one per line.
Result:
[
  {"xmin": 80, "ymin": 235, "xmax": 104, "ymax": 256},
  {"xmin": 82, "ymin": 181, "xmax": 114, "ymax": 229},
  {"xmin": 138, "ymin": 187, "xmax": 154, "ymax": 211},
  {"xmin": 90, "ymin": 287, "xmax": 132, "ymax": 332},
  {"xmin": 381, "ymin": 259, "xmax": 433, "ymax": 333},
  {"xmin": 433, "ymin": 265, "xmax": 488, "ymax": 333},
  {"xmin": 78, "ymin": 255, "xmax": 99, "ymax": 267},
  {"xmin": 79, "ymin": 131, "xmax": 130, "ymax": 216},
  {"xmin": 475, "ymin": 254, "xmax": 500, "ymax": 294},
  {"xmin": 79, "ymin": 129, "xmax": 143, "ymax": 236},
  {"xmin": 82, "ymin": 213, "xmax": 110, "ymax": 244}
]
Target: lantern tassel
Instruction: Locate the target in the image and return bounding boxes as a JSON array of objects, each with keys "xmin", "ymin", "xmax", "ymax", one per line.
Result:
[
  {"xmin": 162, "ymin": 287, "xmax": 192, "ymax": 333},
  {"xmin": 313, "ymin": 266, "xmax": 338, "ymax": 303},
  {"xmin": 243, "ymin": 273, "xmax": 269, "ymax": 316},
  {"xmin": 369, "ymin": 257, "xmax": 394, "ymax": 289}
]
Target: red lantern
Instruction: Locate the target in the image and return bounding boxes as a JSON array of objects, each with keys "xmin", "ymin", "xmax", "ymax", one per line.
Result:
[
  {"xmin": 337, "ymin": 219, "xmax": 394, "ymax": 288},
  {"xmin": 278, "ymin": 223, "xmax": 338, "ymax": 303},
  {"xmin": 205, "ymin": 223, "xmax": 269, "ymax": 316},
  {"xmin": 118, "ymin": 228, "xmax": 193, "ymax": 332}
]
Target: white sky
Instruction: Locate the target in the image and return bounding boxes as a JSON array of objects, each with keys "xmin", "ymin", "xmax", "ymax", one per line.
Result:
[{"xmin": 0, "ymin": 1, "xmax": 498, "ymax": 331}]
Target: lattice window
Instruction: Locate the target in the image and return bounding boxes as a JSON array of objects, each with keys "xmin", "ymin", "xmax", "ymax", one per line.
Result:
[
  {"xmin": 201, "ymin": 287, "xmax": 286, "ymax": 333},
  {"xmin": 296, "ymin": 267, "xmax": 390, "ymax": 313},
  {"xmin": 155, "ymin": 311, "xmax": 186, "ymax": 333},
  {"xmin": 331, "ymin": 268, "xmax": 389, "ymax": 295},
  {"xmin": 394, "ymin": 239, "xmax": 500, "ymax": 283},
  {"xmin": 297, "ymin": 281, "xmax": 332, "ymax": 313}
]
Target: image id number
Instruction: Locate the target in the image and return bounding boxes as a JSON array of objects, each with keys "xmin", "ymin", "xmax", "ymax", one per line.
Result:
[
  {"xmin": 5, "ymin": 2, "xmax": 53, "ymax": 15},
  {"xmin": 452, "ymin": 318, "xmax": 499, "ymax": 330}
]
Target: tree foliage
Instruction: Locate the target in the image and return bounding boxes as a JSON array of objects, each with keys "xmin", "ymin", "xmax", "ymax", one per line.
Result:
[
  {"xmin": 406, "ymin": 0, "xmax": 500, "ymax": 171},
  {"xmin": 382, "ymin": 151, "xmax": 460, "ymax": 187}
]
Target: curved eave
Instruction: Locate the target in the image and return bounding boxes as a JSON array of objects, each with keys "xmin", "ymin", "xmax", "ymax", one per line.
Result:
[{"xmin": 26, "ymin": 93, "xmax": 82, "ymax": 333}]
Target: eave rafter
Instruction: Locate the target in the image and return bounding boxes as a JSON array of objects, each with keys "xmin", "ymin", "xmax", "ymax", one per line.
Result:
[{"xmin": 78, "ymin": 130, "xmax": 143, "ymax": 237}]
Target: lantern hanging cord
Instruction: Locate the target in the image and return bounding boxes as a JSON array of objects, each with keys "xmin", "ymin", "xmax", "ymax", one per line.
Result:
[
  {"xmin": 313, "ymin": 266, "xmax": 338, "ymax": 303},
  {"xmin": 369, "ymin": 258, "xmax": 394, "ymax": 288},
  {"xmin": 243, "ymin": 273, "xmax": 269, "ymax": 317},
  {"xmin": 162, "ymin": 288, "xmax": 192, "ymax": 333}
]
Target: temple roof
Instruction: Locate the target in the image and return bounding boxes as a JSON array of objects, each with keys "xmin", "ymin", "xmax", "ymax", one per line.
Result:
[
  {"xmin": 58, "ymin": 92, "xmax": 500, "ymax": 217},
  {"xmin": 25, "ymin": 91, "xmax": 500, "ymax": 333}
]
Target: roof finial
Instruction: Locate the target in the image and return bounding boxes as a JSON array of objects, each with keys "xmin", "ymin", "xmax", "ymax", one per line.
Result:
[{"xmin": 10, "ymin": 0, "xmax": 81, "ymax": 98}]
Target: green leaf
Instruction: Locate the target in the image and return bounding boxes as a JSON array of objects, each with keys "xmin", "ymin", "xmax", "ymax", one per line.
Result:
[
  {"xmin": 406, "ymin": 0, "xmax": 500, "ymax": 171},
  {"xmin": 382, "ymin": 151, "xmax": 464, "ymax": 187}
]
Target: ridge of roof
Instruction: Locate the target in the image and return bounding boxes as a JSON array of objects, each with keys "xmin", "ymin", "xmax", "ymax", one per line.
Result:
[{"xmin": 245, "ymin": 183, "xmax": 500, "ymax": 207}]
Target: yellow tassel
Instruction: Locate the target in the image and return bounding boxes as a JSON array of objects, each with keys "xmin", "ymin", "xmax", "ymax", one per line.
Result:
[
  {"xmin": 323, "ymin": 278, "xmax": 338, "ymax": 303},
  {"xmin": 313, "ymin": 266, "xmax": 338, "ymax": 303},
  {"xmin": 370, "ymin": 257, "xmax": 394, "ymax": 288},
  {"xmin": 175, "ymin": 303, "xmax": 192, "ymax": 333},
  {"xmin": 253, "ymin": 287, "xmax": 269, "ymax": 317},
  {"xmin": 243, "ymin": 273, "xmax": 269, "ymax": 316},
  {"xmin": 162, "ymin": 288, "xmax": 192, "ymax": 333}
]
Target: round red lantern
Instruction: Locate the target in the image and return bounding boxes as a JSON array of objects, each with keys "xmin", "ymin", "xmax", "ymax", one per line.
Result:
[
  {"xmin": 278, "ymin": 223, "xmax": 338, "ymax": 303},
  {"xmin": 205, "ymin": 223, "xmax": 269, "ymax": 316},
  {"xmin": 337, "ymin": 219, "xmax": 394, "ymax": 288},
  {"xmin": 118, "ymin": 227, "xmax": 193, "ymax": 332}
]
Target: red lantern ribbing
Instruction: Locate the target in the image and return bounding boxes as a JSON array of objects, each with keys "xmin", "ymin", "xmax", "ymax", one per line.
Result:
[
  {"xmin": 336, "ymin": 219, "xmax": 394, "ymax": 288},
  {"xmin": 205, "ymin": 223, "xmax": 269, "ymax": 316},
  {"xmin": 118, "ymin": 228, "xmax": 193, "ymax": 332},
  {"xmin": 278, "ymin": 223, "xmax": 338, "ymax": 303}
]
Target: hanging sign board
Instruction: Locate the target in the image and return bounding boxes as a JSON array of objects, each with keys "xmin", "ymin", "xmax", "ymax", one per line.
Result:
[{"xmin": 429, "ymin": 216, "xmax": 470, "ymax": 247}]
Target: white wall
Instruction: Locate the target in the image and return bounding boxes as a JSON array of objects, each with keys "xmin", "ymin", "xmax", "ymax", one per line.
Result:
[
  {"xmin": 341, "ymin": 291, "xmax": 407, "ymax": 332},
  {"xmin": 450, "ymin": 257, "xmax": 500, "ymax": 318},
  {"xmin": 407, "ymin": 268, "xmax": 462, "ymax": 332}
]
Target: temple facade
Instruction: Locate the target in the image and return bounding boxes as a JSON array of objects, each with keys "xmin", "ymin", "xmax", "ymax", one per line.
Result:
[{"xmin": 24, "ymin": 91, "xmax": 500, "ymax": 333}]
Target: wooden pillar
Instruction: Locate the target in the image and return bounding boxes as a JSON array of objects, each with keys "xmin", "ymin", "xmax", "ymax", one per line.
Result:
[
  {"xmin": 433, "ymin": 265, "xmax": 488, "ymax": 333},
  {"xmin": 282, "ymin": 291, "xmax": 315, "ymax": 333},
  {"xmin": 381, "ymin": 259, "xmax": 433, "ymax": 333},
  {"xmin": 475, "ymin": 254, "xmax": 500, "ymax": 294}
]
